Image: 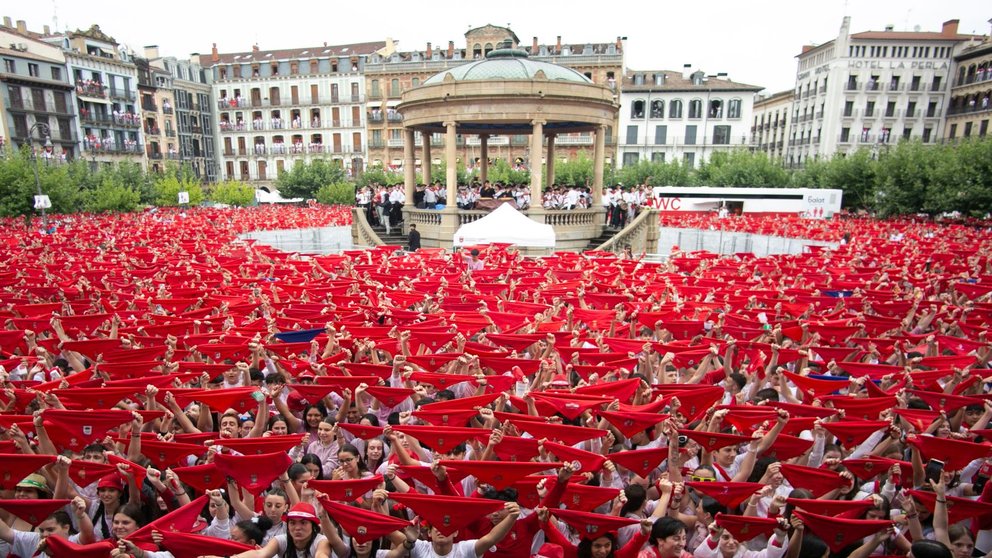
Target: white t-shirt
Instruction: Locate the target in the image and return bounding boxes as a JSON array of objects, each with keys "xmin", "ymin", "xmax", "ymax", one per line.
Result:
[
  {"xmin": 377, "ymin": 540, "xmax": 480, "ymax": 558},
  {"xmin": 275, "ymin": 532, "xmax": 328, "ymax": 558},
  {"xmin": 10, "ymin": 531, "xmax": 81, "ymax": 558}
]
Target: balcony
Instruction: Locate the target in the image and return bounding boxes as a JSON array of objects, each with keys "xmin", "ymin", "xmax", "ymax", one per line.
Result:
[
  {"xmin": 368, "ymin": 91, "xmax": 382, "ymax": 101},
  {"xmin": 947, "ymin": 102, "xmax": 992, "ymax": 116},
  {"xmin": 113, "ymin": 115, "xmax": 140, "ymax": 128},
  {"xmin": 369, "ymin": 112, "xmax": 384, "ymax": 123},
  {"xmin": 219, "ymin": 122, "xmax": 248, "ymax": 132},
  {"xmin": 80, "ymin": 112, "xmax": 112, "ymax": 126},
  {"xmin": 882, "ymin": 109, "xmax": 900, "ymax": 119},
  {"xmin": 191, "ymin": 103, "xmax": 201, "ymax": 112},
  {"xmin": 887, "ymin": 83, "xmax": 904, "ymax": 92},
  {"xmin": 930, "ymin": 83, "xmax": 943, "ymax": 92},
  {"xmin": 144, "ymin": 126, "xmax": 161, "ymax": 135},
  {"xmin": 223, "ymin": 149, "xmax": 236, "ymax": 157},
  {"xmin": 141, "ymin": 100, "xmax": 158, "ymax": 112},
  {"xmin": 386, "ymin": 112, "xmax": 403, "ymax": 123},
  {"xmin": 163, "ymin": 106, "xmax": 174, "ymax": 115},
  {"xmin": 148, "ymin": 150, "xmax": 163, "ymax": 160},
  {"xmin": 865, "ymin": 82, "xmax": 881, "ymax": 92},
  {"xmin": 837, "ymin": 134, "xmax": 852, "ymax": 145},
  {"xmin": 76, "ymin": 82, "xmax": 108, "ymax": 98},
  {"xmin": 845, "ymin": 82, "xmax": 859, "ymax": 91},
  {"xmin": 166, "ymin": 153, "xmax": 180, "ymax": 160},
  {"xmin": 112, "ymin": 90, "xmax": 136, "ymax": 102},
  {"xmin": 190, "ymin": 125, "xmax": 203, "ymax": 134},
  {"xmin": 370, "ymin": 139, "xmax": 386, "ymax": 148},
  {"xmin": 351, "ymin": 94, "xmax": 362, "ymax": 102},
  {"xmin": 83, "ymin": 140, "xmax": 143, "ymax": 154},
  {"xmin": 863, "ymin": 108, "xmax": 875, "ymax": 118},
  {"xmin": 925, "ymin": 109, "xmax": 939, "ymax": 118},
  {"xmin": 218, "ymin": 98, "xmax": 250, "ymax": 109},
  {"xmin": 165, "ymin": 129, "xmax": 176, "ymax": 137},
  {"xmin": 270, "ymin": 144, "xmax": 288, "ymax": 155},
  {"xmin": 387, "ymin": 138, "xmax": 405, "ymax": 148},
  {"xmin": 308, "ymin": 144, "xmax": 326, "ymax": 154}
]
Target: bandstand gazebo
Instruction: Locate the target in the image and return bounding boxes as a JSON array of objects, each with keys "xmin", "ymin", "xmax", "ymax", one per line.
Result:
[{"xmin": 390, "ymin": 46, "xmax": 620, "ymax": 252}]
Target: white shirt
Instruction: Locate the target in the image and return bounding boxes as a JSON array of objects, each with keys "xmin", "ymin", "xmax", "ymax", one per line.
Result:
[{"xmin": 407, "ymin": 539, "xmax": 481, "ymax": 558}]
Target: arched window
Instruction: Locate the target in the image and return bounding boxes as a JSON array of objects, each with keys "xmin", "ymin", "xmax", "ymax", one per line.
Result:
[
  {"xmin": 727, "ymin": 99, "xmax": 742, "ymax": 119},
  {"xmin": 688, "ymin": 99, "xmax": 702, "ymax": 119},
  {"xmin": 669, "ymin": 100, "xmax": 683, "ymax": 119},
  {"xmin": 708, "ymin": 99, "xmax": 723, "ymax": 118},
  {"xmin": 630, "ymin": 100, "xmax": 645, "ymax": 119},
  {"xmin": 411, "ymin": 77, "xmax": 420, "ymax": 87},
  {"xmin": 484, "ymin": 43, "xmax": 494, "ymax": 56},
  {"xmin": 473, "ymin": 43, "xmax": 482, "ymax": 59},
  {"xmin": 650, "ymin": 100, "xmax": 664, "ymax": 119}
]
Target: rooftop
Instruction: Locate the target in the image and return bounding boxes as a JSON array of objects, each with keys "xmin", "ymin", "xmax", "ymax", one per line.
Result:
[{"xmin": 422, "ymin": 47, "xmax": 592, "ymax": 85}]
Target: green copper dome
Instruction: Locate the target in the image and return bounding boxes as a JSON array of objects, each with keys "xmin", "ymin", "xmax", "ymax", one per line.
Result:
[{"xmin": 422, "ymin": 47, "xmax": 593, "ymax": 85}]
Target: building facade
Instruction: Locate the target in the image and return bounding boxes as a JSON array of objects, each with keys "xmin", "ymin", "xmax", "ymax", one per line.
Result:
[
  {"xmin": 946, "ymin": 38, "xmax": 992, "ymax": 139},
  {"xmin": 151, "ymin": 53, "xmax": 217, "ymax": 182},
  {"xmin": 786, "ymin": 17, "xmax": 980, "ymax": 166},
  {"xmin": 43, "ymin": 25, "xmax": 145, "ymax": 167},
  {"xmin": 750, "ymin": 89, "xmax": 793, "ymax": 160},
  {"xmin": 0, "ymin": 20, "xmax": 77, "ymax": 160},
  {"xmin": 365, "ymin": 25, "xmax": 623, "ymax": 175},
  {"xmin": 617, "ymin": 67, "xmax": 760, "ymax": 168},
  {"xmin": 136, "ymin": 55, "xmax": 178, "ymax": 173},
  {"xmin": 203, "ymin": 41, "xmax": 384, "ymax": 185}
]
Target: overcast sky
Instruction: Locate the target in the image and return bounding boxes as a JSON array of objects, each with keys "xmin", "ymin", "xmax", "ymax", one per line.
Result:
[{"xmin": 6, "ymin": 0, "xmax": 989, "ymax": 93}]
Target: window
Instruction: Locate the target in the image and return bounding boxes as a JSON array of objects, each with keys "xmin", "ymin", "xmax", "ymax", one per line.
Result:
[
  {"xmin": 931, "ymin": 76, "xmax": 942, "ymax": 91},
  {"xmin": 708, "ymin": 99, "xmax": 723, "ymax": 118},
  {"xmin": 651, "ymin": 152, "xmax": 665, "ymax": 162},
  {"xmin": 28, "ymin": 63, "xmax": 39, "ymax": 77},
  {"xmin": 370, "ymin": 80, "xmax": 380, "ymax": 97},
  {"xmin": 902, "ymin": 127, "xmax": 912, "ymax": 140},
  {"xmin": 981, "ymin": 120, "xmax": 989, "ymax": 137},
  {"xmin": 2, "ymin": 59, "xmax": 14, "ymax": 73},
  {"xmin": 669, "ymin": 100, "xmax": 683, "ymax": 119},
  {"xmin": 922, "ymin": 127, "xmax": 932, "ymax": 143},
  {"xmin": 712, "ymin": 125, "xmax": 730, "ymax": 145},
  {"xmin": 51, "ymin": 67, "xmax": 62, "ymax": 81},
  {"xmin": 865, "ymin": 101, "xmax": 875, "ymax": 117},
  {"xmin": 885, "ymin": 101, "xmax": 896, "ymax": 117},
  {"xmin": 650, "ymin": 100, "xmax": 664, "ymax": 119},
  {"xmin": 684, "ymin": 125, "xmax": 697, "ymax": 145},
  {"xmin": 630, "ymin": 100, "xmax": 645, "ymax": 119},
  {"xmin": 861, "ymin": 127, "xmax": 870, "ymax": 142},
  {"xmin": 843, "ymin": 100, "xmax": 854, "ymax": 117},
  {"xmin": 688, "ymin": 99, "xmax": 702, "ymax": 119},
  {"xmin": 622, "ymin": 152, "xmax": 639, "ymax": 166},
  {"xmin": 390, "ymin": 79, "xmax": 400, "ymax": 97},
  {"xmin": 906, "ymin": 101, "xmax": 917, "ymax": 118},
  {"xmin": 963, "ymin": 122, "xmax": 972, "ymax": 137},
  {"xmin": 625, "ymin": 125, "xmax": 638, "ymax": 144},
  {"xmin": 412, "ymin": 77, "xmax": 420, "ymax": 87},
  {"xmin": 654, "ymin": 125, "xmax": 667, "ymax": 145},
  {"xmin": 840, "ymin": 127, "xmax": 850, "ymax": 142},
  {"xmin": 683, "ymin": 152, "xmax": 695, "ymax": 167},
  {"xmin": 727, "ymin": 99, "xmax": 742, "ymax": 119},
  {"xmin": 948, "ymin": 124, "xmax": 957, "ymax": 139}
]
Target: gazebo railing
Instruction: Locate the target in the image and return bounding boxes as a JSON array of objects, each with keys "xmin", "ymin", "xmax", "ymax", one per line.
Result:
[
  {"xmin": 597, "ymin": 208, "xmax": 659, "ymax": 254},
  {"xmin": 351, "ymin": 207, "xmax": 384, "ymax": 247}
]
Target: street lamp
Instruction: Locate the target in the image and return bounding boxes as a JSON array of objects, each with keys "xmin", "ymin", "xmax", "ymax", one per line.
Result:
[{"xmin": 27, "ymin": 121, "xmax": 52, "ymax": 227}]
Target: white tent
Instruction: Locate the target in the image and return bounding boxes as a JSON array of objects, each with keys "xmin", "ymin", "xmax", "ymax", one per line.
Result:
[{"xmin": 452, "ymin": 203, "xmax": 556, "ymax": 248}]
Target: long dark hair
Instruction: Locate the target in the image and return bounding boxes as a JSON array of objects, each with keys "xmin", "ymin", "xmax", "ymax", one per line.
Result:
[
  {"xmin": 92, "ymin": 485, "xmax": 130, "ymax": 540},
  {"xmin": 339, "ymin": 443, "xmax": 368, "ymax": 474},
  {"xmin": 282, "ymin": 520, "xmax": 320, "ymax": 558},
  {"xmin": 577, "ymin": 534, "xmax": 616, "ymax": 558},
  {"xmin": 237, "ymin": 515, "xmax": 274, "ymax": 546}
]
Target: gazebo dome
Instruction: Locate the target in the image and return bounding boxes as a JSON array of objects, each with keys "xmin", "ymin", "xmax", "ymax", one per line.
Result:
[{"xmin": 422, "ymin": 47, "xmax": 592, "ymax": 85}]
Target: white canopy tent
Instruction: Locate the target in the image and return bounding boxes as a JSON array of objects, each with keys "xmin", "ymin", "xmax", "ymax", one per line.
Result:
[{"xmin": 452, "ymin": 203, "xmax": 556, "ymax": 248}]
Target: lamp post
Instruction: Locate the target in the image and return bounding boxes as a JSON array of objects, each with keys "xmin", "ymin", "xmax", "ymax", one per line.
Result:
[{"xmin": 28, "ymin": 121, "xmax": 52, "ymax": 227}]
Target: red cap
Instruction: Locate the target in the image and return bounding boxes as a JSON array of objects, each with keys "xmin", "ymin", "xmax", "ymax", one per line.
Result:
[
  {"xmin": 97, "ymin": 473, "xmax": 126, "ymax": 491},
  {"xmin": 608, "ymin": 448, "xmax": 667, "ymax": 478},
  {"xmin": 0, "ymin": 499, "xmax": 72, "ymax": 527},
  {"xmin": 686, "ymin": 481, "xmax": 763, "ymax": 508},
  {"xmin": 714, "ymin": 513, "xmax": 781, "ymax": 542},
  {"xmin": 791, "ymin": 509, "xmax": 892, "ymax": 553},
  {"xmin": 439, "ymin": 460, "xmax": 560, "ymax": 490},
  {"xmin": 779, "ymin": 463, "xmax": 852, "ymax": 497},
  {"xmin": 551, "ymin": 508, "xmax": 638, "ymax": 540},
  {"xmin": 212, "ymin": 451, "xmax": 293, "ymax": 495},
  {"xmin": 389, "ymin": 492, "xmax": 504, "ymax": 536},
  {"xmin": 821, "ymin": 420, "xmax": 889, "ymax": 448},
  {"xmin": 285, "ymin": 502, "xmax": 320, "ymax": 524},
  {"xmin": 307, "ymin": 476, "xmax": 384, "ymax": 503},
  {"xmin": 318, "ymin": 498, "xmax": 411, "ymax": 543}
]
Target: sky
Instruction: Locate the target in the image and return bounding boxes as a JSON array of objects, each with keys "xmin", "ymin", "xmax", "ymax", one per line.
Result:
[{"xmin": 5, "ymin": 0, "xmax": 989, "ymax": 94}]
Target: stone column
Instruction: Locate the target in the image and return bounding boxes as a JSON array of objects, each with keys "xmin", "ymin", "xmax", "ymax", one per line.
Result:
[
  {"xmin": 479, "ymin": 134, "xmax": 489, "ymax": 185},
  {"xmin": 403, "ymin": 128, "xmax": 416, "ymax": 204},
  {"xmin": 593, "ymin": 125, "xmax": 606, "ymax": 201},
  {"xmin": 445, "ymin": 121, "xmax": 457, "ymax": 204},
  {"xmin": 529, "ymin": 120, "xmax": 545, "ymax": 203},
  {"xmin": 546, "ymin": 134, "xmax": 556, "ymax": 188},
  {"xmin": 422, "ymin": 132, "xmax": 432, "ymax": 187}
]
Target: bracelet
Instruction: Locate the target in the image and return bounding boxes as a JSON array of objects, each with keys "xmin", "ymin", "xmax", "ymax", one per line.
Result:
[
  {"xmin": 403, "ymin": 540, "xmax": 415, "ymax": 549},
  {"xmin": 936, "ymin": 499, "xmax": 947, "ymax": 503},
  {"xmin": 906, "ymin": 513, "xmax": 918, "ymax": 519}
]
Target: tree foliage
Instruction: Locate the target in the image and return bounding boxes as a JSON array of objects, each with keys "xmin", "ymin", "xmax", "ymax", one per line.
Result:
[
  {"xmin": 84, "ymin": 177, "xmax": 140, "ymax": 213},
  {"xmin": 275, "ymin": 159, "xmax": 347, "ymax": 199},
  {"xmin": 315, "ymin": 182, "xmax": 356, "ymax": 205},
  {"xmin": 210, "ymin": 180, "xmax": 256, "ymax": 207},
  {"xmin": 153, "ymin": 175, "xmax": 205, "ymax": 207},
  {"xmin": 696, "ymin": 149, "xmax": 790, "ymax": 187}
]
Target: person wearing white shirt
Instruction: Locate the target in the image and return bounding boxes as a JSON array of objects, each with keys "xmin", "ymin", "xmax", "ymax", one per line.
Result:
[{"xmin": 381, "ymin": 503, "xmax": 520, "ymax": 558}]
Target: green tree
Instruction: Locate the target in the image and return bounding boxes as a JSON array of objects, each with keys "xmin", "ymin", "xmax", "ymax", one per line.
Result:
[
  {"xmin": 819, "ymin": 149, "xmax": 878, "ymax": 210},
  {"xmin": 553, "ymin": 151, "xmax": 594, "ymax": 187},
  {"xmin": 926, "ymin": 139, "xmax": 992, "ymax": 217},
  {"xmin": 84, "ymin": 176, "xmax": 140, "ymax": 213},
  {"xmin": 0, "ymin": 149, "xmax": 36, "ymax": 217},
  {"xmin": 275, "ymin": 159, "xmax": 347, "ymax": 198},
  {"xmin": 356, "ymin": 166, "xmax": 403, "ymax": 188},
  {"xmin": 314, "ymin": 182, "xmax": 356, "ymax": 205},
  {"xmin": 486, "ymin": 158, "xmax": 529, "ymax": 185},
  {"xmin": 153, "ymin": 175, "xmax": 205, "ymax": 207},
  {"xmin": 695, "ymin": 149, "xmax": 790, "ymax": 187},
  {"xmin": 873, "ymin": 141, "xmax": 936, "ymax": 216},
  {"xmin": 210, "ymin": 180, "xmax": 256, "ymax": 207}
]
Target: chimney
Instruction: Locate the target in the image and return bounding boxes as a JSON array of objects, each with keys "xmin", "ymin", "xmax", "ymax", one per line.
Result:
[
  {"xmin": 884, "ymin": 24, "xmax": 894, "ymax": 32},
  {"xmin": 682, "ymin": 64, "xmax": 692, "ymax": 80},
  {"xmin": 426, "ymin": 42, "xmax": 432, "ymax": 58},
  {"xmin": 2, "ymin": 17, "xmax": 11, "ymax": 28},
  {"xmin": 532, "ymin": 36, "xmax": 538, "ymax": 53},
  {"xmin": 43, "ymin": 24, "xmax": 50, "ymax": 35},
  {"xmin": 16, "ymin": 20, "xmax": 26, "ymax": 33},
  {"xmin": 144, "ymin": 45, "xmax": 160, "ymax": 59},
  {"xmin": 190, "ymin": 53, "xmax": 201, "ymax": 65},
  {"xmin": 616, "ymin": 36, "xmax": 622, "ymax": 49},
  {"xmin": 941, "ymin": 19, "xmax": 959, "ymax": 36},
  {"xmin": 447, "ymin": 40, "xmax": 454, "ymax": 58},
  {"xmin": 556, "ymin": 35, "xmax": 562, "ymax": 52},
  {"xmin": 252, "ymin": 44, "xmax": 259, "ymax": 54},
  {"xmin": 211, "ymin": 43, "xmax": 219, "ymax": 62}
]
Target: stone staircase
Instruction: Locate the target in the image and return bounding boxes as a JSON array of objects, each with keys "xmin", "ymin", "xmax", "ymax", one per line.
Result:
[
  {"xmin": 370, "ymin": 222, "xmax": 409, "ymax": 247},
  {"xmin": 583, "ymin": 225, "xmax": 622, "ymax": 252}
]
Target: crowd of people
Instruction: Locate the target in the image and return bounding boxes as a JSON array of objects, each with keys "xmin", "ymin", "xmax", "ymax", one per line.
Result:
[{"xmin": 1, "ymin": 206, "xmax": 992, "ymax": 558}]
